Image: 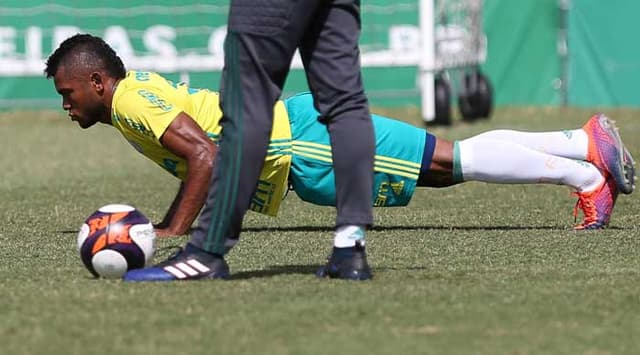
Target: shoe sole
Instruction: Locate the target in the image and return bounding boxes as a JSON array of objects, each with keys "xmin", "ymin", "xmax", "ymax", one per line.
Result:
[
  {"xmin": 574, "ymin": 223, "xmax": 606, "ymax": 231},
  {"xmin": 595, "ymin": 115, "xmax": 634, "ymax": 194},
  {"xmin": 622, "ymin": 146, "xmax": 636, "ymax": 194},
  {"xmin": 123, "ymin": 269, "xmax": 229, "ymax": 282}
]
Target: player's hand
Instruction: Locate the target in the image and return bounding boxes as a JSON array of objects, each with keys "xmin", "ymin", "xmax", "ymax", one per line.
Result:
[
  {"xmin": 154, "ymin": 222, "xmax": 191, "ymax": 237},
  {"xmin": 154, "ymin": 225, "xmax": 191, "ymax": 238},
  {"xmin": 154, "ymin": 227, "xmax": 175, "ymax": 238}
]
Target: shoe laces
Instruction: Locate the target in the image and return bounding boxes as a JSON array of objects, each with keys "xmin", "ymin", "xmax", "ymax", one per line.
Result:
[{"xmin": 573, "ymin": 191, "xmax": 598, "ymax": 228}]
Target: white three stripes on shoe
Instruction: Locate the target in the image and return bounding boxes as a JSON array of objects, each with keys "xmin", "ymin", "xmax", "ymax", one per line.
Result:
[{"xmin": 163, "ymin": 259, "xmax": 212, "ymax": 279}]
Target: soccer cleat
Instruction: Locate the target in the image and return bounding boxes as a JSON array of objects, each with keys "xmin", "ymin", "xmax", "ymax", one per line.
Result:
[
  {"xmin": 622, "ymin": 145, "xmax": 636, "ymax": 193},
  {"xmin": 123, "ymin": 243, "xmax": 229, "ymax": 282},
  {"xmin": 573, "ymin": 177, "xmax": 618, "ymax": 230},
  {"xmin": 316, "ymin": 242, "xmax": 372, "ymax": 280},
  {"xmin": 582, "ymin": 114, "xmax": 635, "ymax": 194}
]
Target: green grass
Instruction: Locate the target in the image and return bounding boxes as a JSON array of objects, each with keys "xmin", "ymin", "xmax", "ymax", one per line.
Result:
[{"xmin": 1, "ymin": 107, "xmax": 639, "ymax": 355}]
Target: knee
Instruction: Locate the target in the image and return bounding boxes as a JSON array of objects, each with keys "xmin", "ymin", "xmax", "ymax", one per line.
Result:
[{"xmin": 316, "ymin": 91, "xmax": 369, "ymax": 124}]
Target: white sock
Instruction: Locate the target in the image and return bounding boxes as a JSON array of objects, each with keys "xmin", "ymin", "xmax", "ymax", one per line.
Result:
[
  {"xmin": 458, "ymin": 138, "xmax": 603, "ymax": 192},
  {"xmin": 334, "ymin": 225, "xmax": 365, "ymax": 248},
  {"xmin": 470, "ymin": 128, "xmax": 589, "ymax": 160}
]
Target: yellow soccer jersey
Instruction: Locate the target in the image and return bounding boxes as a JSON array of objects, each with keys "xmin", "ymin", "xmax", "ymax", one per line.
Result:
[{"xmin": 111, "ymin": 71, "xmax": 292, "ymax": 216}]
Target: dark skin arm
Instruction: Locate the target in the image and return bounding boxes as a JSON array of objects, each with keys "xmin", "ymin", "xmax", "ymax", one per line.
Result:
[{"xmin": 155, "ymin": 112, "xmax": 217, "ymax": 237}]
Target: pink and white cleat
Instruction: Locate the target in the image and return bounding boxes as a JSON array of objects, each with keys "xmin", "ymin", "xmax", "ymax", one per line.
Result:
[{"xmin": 582, "ymin": 114, "xmax": 635, "ymax": 194}]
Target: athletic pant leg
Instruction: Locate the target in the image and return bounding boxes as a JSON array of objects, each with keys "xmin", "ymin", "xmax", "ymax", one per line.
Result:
[
  {"xmin": 298, "ymin": 0, "xmax": 375, "ymax": 227},
  {"xmin": 191, "ymin": 0, "xmax": 317, "ymax": 254}
]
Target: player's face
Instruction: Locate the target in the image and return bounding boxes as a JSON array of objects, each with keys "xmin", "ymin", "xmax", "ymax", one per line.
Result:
[{"xmin": 53, "ymin": 65, "xmax": 106, "ymax": 129}]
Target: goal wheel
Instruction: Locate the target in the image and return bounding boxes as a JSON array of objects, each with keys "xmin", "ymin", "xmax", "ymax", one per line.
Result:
[
  {"xmin": 458, "ymin": 69, "xmax": 493, "ymax": 121},
  {"xmin": 433, "ymin": 74, "xmax": 452, "ymax": 126}
]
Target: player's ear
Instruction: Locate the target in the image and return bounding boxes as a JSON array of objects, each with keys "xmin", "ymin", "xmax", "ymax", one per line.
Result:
[{"xmin": 89, "ymin": 72, "xmax": 105, "ymax": 93}]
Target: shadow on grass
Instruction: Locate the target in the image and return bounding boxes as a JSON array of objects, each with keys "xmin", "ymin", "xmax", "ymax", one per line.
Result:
[
  {"xmin": 241, "ymin": 224, "xmax": 585, "ymax": 233},
  {"xmin": 56, "ymin": 224, "xmax": 626, "ymax": 236},
  {"xmin": 230, "ymin": 264, "xmax": 323, "ymax": 280},
  {"xmin": 229, "ymin": 264, "xmax": 432, "ymax": 280}
]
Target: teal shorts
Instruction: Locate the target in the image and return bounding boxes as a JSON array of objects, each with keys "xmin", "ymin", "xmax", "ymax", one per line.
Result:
[{"xmin": 285, "ymin": 92, "xmax": 426, "ymax": 207}]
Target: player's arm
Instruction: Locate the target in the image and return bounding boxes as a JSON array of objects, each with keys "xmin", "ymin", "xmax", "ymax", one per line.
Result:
[{"xmin": 156, "ymin": 112, "xmax": 216, "ymax": 237}]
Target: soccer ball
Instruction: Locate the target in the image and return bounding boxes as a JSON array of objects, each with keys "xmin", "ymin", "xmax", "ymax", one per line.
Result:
[{"xmin": 77, "ymin": 204, "xmax": 156, "ymax": 278}]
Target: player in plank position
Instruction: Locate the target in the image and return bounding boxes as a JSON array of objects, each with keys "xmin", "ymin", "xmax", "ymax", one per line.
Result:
[{"xmin": 45, "ymin": 34, "xmax": 635, "ymax": 281}]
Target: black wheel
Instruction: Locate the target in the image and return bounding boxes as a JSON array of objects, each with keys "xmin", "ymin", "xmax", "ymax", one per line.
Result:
[
  {"xmin": 475, "ymin": 71, "xmax": 493, "ymax": 119},
  {"xmin": 433, "ymin": 75, "xmax": 451, "ymax": 126},
  {"xmin": 458, "ymin": 69, "xmax": 493, "ymax": 121}
]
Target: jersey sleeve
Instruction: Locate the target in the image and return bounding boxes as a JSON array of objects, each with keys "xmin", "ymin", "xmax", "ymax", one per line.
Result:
[{"xmin": 114, "ymin": 87, "xmax": 181, "ymax": 141}]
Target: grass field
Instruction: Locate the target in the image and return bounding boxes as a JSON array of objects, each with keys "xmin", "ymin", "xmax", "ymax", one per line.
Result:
[{"xmin": 1, "ymin": 107, "xmax": 639, "ymax": 355}]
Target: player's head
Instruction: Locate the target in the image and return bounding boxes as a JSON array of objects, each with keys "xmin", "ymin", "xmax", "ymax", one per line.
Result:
[{"xmin": 45, "ymin": 34, "xmax": 126, "ymax": 129}]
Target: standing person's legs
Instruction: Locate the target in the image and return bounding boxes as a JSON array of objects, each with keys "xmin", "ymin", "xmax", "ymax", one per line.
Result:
[
  {"xmin": 191, "ymin": 0, "xmax": 308, "ymax": 255},
  {"xmin": 299, "ymin": 0, "xmax": 375, "ymax": 230},
  {"xmin": 300, "ymin": 0, "xmax": 375, "ymax": 280}
]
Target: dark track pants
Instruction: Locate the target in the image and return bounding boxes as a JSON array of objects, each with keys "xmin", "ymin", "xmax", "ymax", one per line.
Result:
[{"xmin": 192, "ymin": 0, "xmax": 375, "ymax": 254}]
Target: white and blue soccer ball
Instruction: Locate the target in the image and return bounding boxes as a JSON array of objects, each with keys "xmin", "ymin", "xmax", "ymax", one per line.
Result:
[{"xmin": 77, "ymin": 204, "xmax": 156, "ymax": 278}]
